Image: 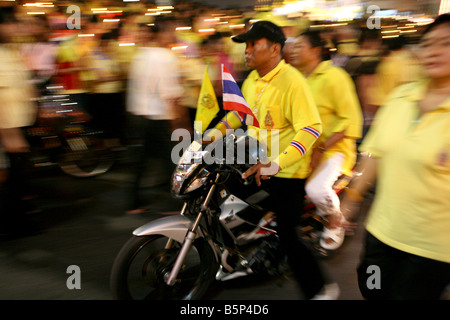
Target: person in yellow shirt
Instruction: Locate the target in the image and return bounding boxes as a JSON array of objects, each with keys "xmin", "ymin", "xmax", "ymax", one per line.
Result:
[
  {"xmin": 210, "ymin": 21, "xmax": 338, "ymax": 300},
  {"xmin": 340, "ymin": 13, "xmax": 450, "ymax": 300},
  {"xmin": 289, "ymin": 30, "xmax": 363, "ymax": 251},
  {"xmin": 369, "ymin": 35, "xmax": 423, "ymax": 107}
]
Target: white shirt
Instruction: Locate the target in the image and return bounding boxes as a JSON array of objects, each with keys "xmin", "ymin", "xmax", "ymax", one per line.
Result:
[{"xmin": 127, "ymin": 47, "xmax": 183, "ymax": 120}]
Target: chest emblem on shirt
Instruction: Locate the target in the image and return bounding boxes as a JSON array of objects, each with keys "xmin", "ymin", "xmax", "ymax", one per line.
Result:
[
  {"xmin": 436, "ymin": 149, "xmax": 448, "ymax": 167},
  {"xmin": 265, "ymin": 111, "xmax": 274, "ymax": 129}
]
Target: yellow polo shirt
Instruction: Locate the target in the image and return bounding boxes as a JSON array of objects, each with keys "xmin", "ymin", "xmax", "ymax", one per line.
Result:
[
  {"xmin": 305, "ymin": 60, "xmax": 363, "ymax": 176},
  {"xmin": 213, "ymin": 59, "xmax": 322, "ymax": 179},
  {"xmin": 369, "ymin": 50, "xmax": 424, "ymax": 107},
  {"xmin": 360, "ymin": 80, "xmax": 450, "ymax": 263}
]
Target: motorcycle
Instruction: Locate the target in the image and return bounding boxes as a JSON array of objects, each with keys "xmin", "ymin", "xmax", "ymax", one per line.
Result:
[
  {"xmin": 110, "ymin": 133, "xmax": 350, "ymax": 300},
  {"xmin": 25, "ymin": 86, "xmax": 115, "ymax": 178}
]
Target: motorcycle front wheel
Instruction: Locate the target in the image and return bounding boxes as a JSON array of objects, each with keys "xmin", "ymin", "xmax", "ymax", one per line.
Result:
[{"xmin": 110, "ymin": 235, "xmax": 218, "ymax": 300}]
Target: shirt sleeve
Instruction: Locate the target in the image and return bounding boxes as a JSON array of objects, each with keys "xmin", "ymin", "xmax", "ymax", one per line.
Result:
[
  {"xmin": 272, "ymin": 78, "xmax": 322, "ymax": 169},
  {"xmin": 205, "ymin": 110, "xmax": 243, "ymax": 139},
  {"xmin": 358, "ymin": 102, "xmax": 392, "ymax": 158},
  {"xmin": 328, "ymin": 68, "xmax": 363, "ymax": 138},
  {"xmin": 272, "ymin": 123, "xmax": 322, "ymax": 169}
]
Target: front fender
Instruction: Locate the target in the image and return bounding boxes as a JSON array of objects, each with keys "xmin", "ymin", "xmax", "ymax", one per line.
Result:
[{"xmin": 132, "ymin": 215, "xmax": 200, "ymax": 243}]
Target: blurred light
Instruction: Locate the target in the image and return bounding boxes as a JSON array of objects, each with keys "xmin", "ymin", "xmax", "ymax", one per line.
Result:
[
  {"xmin": 145, "ymin": 10, "xmax": 171, "ymax": 15},
  {"xmin": 382, "ymin": 35, "xmax": 400, "ymax": 39},
  {"xmin": 439, "ymin": 0, "xmax": 450, "ymax": 14},
  {"xmin": 171, "ymin": 45, "xmax": 188, "ymax": 51},
  {"xmin": 230, "ymin": 24, "xmax": 245, "ymax": 29},
  {"xmin": 78, "ymin": 34, "xmax": 95, "ymax": 37},
  {"xmin": 27, "ymin": 12, "xmax": 45, "ymax": 15},
  {"xmin": 310, "ymin": 23, "xmax": 348, "ymax": 28},
  {"xmin": 199, "ymin": 28, "xmax": 215, "ymax": 33},
  {"xmin": 119, "ymin": 43, "xmax": 135, "ymax": 46},
  {"xmin": 176, "ymin": 27, "xmax": 192, "ymax": 31},
  {"xmin": 103, "ymin": 19, "xmax": 120, "ymax": 23},
  {"xmin": 24, "ymin": 2, "xmax": 54, "ymax": 7}
]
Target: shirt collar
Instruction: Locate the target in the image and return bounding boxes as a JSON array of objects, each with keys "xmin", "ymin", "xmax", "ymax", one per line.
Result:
[
  {"xmin": 406, "ymin": 79, "xmax": 429, "ymax": 102},
  {"xmin": 407, "ymin": 79, "xmax": 450, "ymax": 111},
  {"xmin": 252, "ymin": 59, "xmax": 286, "ymax": 82},
  {"xmin": 309, "ymin": 60, "xmax": 332, "ymax": 78}
]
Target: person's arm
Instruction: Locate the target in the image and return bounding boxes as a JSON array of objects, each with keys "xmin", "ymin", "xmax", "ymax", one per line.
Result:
[
  {"xmin": 340, "ymin": 152, "xmax": 378, "ymax": 222},
  {"xmin": 204, "ymin": 110, "xmax": 243, "ymax": 141},
  {"xmin": 271, "ymin": 123, "xmax": 322, "ymax": 170},
  {"xmin": 310, "ymin": 130, "xmax": 346, "ymax": 170},
  {"xmin": 312, "ymin": 68, "xmax": 363, "ymax": 170}
]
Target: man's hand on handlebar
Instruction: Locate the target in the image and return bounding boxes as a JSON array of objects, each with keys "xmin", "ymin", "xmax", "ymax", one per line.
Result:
[{"xmin": 242, "ymin": 161, "xmax": 281, "ymax": 187}]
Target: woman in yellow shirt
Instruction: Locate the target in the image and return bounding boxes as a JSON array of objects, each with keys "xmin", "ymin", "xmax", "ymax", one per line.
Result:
[
  {"xmin": 341, "ymin": 13, "xmax": 450, "ymax": 300},
  {"xmin": 290, "ymin": 30, "xmax": 363, "ymax": 251}
]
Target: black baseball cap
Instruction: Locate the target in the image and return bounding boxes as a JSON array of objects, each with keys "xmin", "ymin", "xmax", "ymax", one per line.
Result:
[{"xmin": 232, "ymin": 20, "xmax": 286, "ymax": 48}]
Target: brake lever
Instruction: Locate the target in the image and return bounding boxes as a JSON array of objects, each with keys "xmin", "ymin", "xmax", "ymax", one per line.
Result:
[{"xmin": 226, "ymin": 165, "xmax": 253, "ymax": 186}]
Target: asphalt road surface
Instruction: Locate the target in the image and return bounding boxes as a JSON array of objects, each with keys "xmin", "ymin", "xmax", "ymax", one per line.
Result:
[{"xmin": 0, "ymin": 152, "xmax": 371, "ymax": 301}]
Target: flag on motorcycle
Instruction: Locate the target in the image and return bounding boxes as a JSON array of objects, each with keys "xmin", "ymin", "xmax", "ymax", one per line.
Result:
[
  {"xmin": 222, "ymin": 64, "xmax": 260, "ymax": 127},
  {"xmin": 195, "ymin": 65, "xmax": 219, "ymax": 134}
]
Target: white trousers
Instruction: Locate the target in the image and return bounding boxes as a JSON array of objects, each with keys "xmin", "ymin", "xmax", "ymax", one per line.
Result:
[{"xmin": 305, "ymin": 152, "xmax": 345, "ymax": 218}]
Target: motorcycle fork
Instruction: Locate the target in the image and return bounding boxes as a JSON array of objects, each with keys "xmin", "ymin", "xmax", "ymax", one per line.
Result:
[
  {"xmin": 160, "ymin": 202, "xmax": 188, "ymax": 262},
  {"xmin": 166, "ymin": 175, "xmax": 219, "ymax": 286}
]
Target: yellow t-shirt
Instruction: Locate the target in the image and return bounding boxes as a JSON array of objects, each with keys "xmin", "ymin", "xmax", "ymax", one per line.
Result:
[
  {"xmin": 369, "ymin": 50, "xmax": 424, "ymax": 107},
  {"xmin": 360, "ymin": 80, "xmax": 450, "ymax": 263},
  {"xmin": 213, "ymin": 59, "xmax": 322, "ymax": 179},
  {"xmin": 305, "ymin": 60, "xmax": 363, "ymax": 176}
]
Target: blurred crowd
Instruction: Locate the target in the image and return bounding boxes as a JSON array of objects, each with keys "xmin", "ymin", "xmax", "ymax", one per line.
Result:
[
  {"xmin": 0, "ymin": 1, "xmax": 429, "ymax": 144},
  {"xmin": 0, "ymin": 0, "xmax": 430, "ymax": 229}
]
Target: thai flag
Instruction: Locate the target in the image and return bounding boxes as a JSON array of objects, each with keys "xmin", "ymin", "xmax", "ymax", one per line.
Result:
[{"xmin": 222, "ymin": 65, "xmax": 260, "ymax": 127}]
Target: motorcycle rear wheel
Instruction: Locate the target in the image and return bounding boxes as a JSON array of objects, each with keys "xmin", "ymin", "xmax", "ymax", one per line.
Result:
[
  {"xmin": 110, "ymin": 235, "xmax": 217, "ymax": 300},
  {"xmin": 58, "ymin": 135, "xmax": 114, "ymax": 178}
]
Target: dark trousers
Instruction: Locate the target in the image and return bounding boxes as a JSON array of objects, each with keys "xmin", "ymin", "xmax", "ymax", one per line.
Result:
[
  {"xmin": 357, "ymin": 231, "xmax": 450, "ymax": 300},
  {"xmin": 264, "ymin": 177, "xmax": 326, "ymax": 299},
  {"xmin": 0, "ymin": 152, "xmax": 34, "ymax": 232},
  {"xmin": 88, "ymin": 92, "xmax": 125, "ymax": 140},
  {"xmin": 129, "ymin": 117, "xmax": 175, "ymax": 210}
]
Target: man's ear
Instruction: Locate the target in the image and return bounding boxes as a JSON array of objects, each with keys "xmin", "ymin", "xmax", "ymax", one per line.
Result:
[{"xmin": 272, "ymin": 42, "xmax": 282, "ymax": 58}]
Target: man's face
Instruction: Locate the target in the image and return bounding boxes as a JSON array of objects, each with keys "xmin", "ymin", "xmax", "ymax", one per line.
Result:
[
  {"xmin": 289, "ymin": 36, "xmax": 318, "ymax": 69},
  {"xmin": 244, "ymin": 38, "xmax": 276, "ymax": 70}
]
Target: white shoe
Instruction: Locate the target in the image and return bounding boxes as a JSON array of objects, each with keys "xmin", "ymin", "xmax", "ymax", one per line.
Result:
[{"xmin": 311, "ymin": 283, "xmax": 340, "ymax": 300}]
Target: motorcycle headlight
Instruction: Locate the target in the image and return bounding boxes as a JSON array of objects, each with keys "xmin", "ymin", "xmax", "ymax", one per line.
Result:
[
  {"xmin": 171, "ymin": 163, "xmax": 200, "ymax": 197},
  {"xmin": 172, "ymin": 142, "xmax": 211, "ymax": 198},
  {"xmin": 185, "ymin": 168, "xmax": 210, "ymax": 193}
]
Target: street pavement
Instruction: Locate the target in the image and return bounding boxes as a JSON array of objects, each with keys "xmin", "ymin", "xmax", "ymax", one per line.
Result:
[{"xmin": 0, "ymin": 151, "xmax": 370, "ymax": 301}]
